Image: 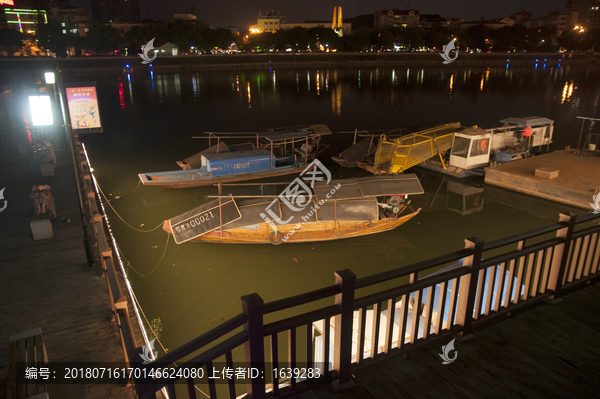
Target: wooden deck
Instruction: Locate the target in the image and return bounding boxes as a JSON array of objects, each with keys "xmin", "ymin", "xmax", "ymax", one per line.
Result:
[
  {"xmin": 290, "ymin": 282, "xmax": 600, "ymax": 399},
  {"xmin": 484, "ymin": 150, "xmax": 600, "ymax": 210},
  {"xmin": 0, "ymin": 143, "xmax": 141, "ymax": 398}
]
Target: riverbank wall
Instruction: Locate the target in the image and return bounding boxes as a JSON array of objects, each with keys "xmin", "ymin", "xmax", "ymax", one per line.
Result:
[{"xmin": 1, "ymin": 52, "xmax": 599, "ymax": 73}]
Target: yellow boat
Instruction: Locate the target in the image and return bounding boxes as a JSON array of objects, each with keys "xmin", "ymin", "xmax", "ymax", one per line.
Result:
[
  {"xmin": 162, "ymin": 175, "xmax": 424, "ymax": 245},
  {"xmin": 357, "ymin": 123, "xmax": 460, "ymax": 175}
]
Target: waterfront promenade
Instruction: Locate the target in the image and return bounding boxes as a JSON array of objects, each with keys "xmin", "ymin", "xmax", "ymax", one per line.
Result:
[
  {"xmin": 0, "ymin": 140, "xmax": 140, "ymax": 398},
  {"xmin": 289, "ymin": 282, "xmax": 600, "ymax": 399}
]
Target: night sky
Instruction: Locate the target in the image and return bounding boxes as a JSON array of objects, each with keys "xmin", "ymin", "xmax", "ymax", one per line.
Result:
[{"xmin": 70, "ymin": 0, "xmax": 568, "ymax": 30}]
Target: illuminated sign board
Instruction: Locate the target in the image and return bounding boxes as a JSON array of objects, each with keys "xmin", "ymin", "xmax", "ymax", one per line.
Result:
[
  {"xmin": 65, "ymin": 84, "xmax": 102, "ymax": 133},
  {"xmin": 28, "ymin": 95, "xmax": 53, "ymax": 126},
  {"xmin": 0, "ymin": 0, "xmax": 16, "ymax": 6}
]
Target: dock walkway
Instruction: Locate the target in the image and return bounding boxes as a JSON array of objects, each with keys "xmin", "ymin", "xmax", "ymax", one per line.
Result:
[
  {"xmin": 0, "ymin": 142, "xmax": 140, "ymax": 398},
  {"xmin": 292, "ymin": 282, "xmax": 600, "ymax": 399},
  {"xmin": 484, "ymin": 150, "xmax": 600, "ymax": 209}
]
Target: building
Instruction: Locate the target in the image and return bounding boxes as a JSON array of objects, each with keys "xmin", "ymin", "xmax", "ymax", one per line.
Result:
[
  {"xmin": 251, "ymin": 8, "xmax": 350, "ymax": 35},
  {"xmin": 47, "ymin": 5, "xmax": 90, "ymax": 36},
  {"xmin": 156, "ymin": 42, "xmax": 178, "ymax": 56},
  {"xmin": 459, "ymin": 18, "xmax": 515, "ymax": 30},
  {"xmin": 419, "ymin": 14, "xmax": 447, "ymax": 29},
  {"xmin": 374, "ymin": 9, "xmax": 420, "ymax": 29},
  {"xmin": 91, "ymin": 0, "xmax": 140, "ymax": 23},
  {"xmin": 255, "ymin": 10, "xmax": 284, "ymax": 33},
  {"xmin": 510, "ymin": 10, "xmax": 532, "ymax": 24},
  {"xmin": 1, "ymin": 7, "xmax": 47, "ymax": 33},
  {"xmin": 510, "ymin": 10, "xmax": 572, "ymax": 33},
  {"xmin": 567, "ymin": 0, "xmax": 600, "ymax": 29}
]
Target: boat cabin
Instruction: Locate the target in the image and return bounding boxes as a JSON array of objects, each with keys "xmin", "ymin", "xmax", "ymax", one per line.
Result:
[
  {"xmin": 448, "ymin": 127, "xmax": 492, "ymax": 170},
  {"xmin": 449, "ymin": 116, "xmax": 554, "ymax": 171}
]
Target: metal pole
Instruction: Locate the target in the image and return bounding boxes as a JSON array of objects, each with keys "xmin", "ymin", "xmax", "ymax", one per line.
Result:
[
  {"xmin": 305, "ymin": 136, "xmax": 308, "ymax": 164},
  {"xmin": 577, "ymin": 119, "xmax": 585, "ymax": 155},
  {"xmin": 56, "ymin": 69, "xmax": 95, "ymax": 266},
  {"xmin": 219, "ymin": 183, "xmax": 223, "ymax": 237}
]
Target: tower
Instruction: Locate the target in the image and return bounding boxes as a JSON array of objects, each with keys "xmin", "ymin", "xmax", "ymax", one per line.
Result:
[{"xmin": 332, "ymin": 6, "xmax": 343, "ymax": 36}]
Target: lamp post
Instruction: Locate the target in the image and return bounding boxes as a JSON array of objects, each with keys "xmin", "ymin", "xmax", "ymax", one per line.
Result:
[{"xmin": 53, "ymin": 69, "xmax": 96, "ymax": 266}]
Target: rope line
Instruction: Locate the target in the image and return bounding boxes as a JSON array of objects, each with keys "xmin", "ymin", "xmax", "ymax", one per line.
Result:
[
  {"xmin": 114, "ymin": 234, "xmax": 170, "ymax": 278},
  {"xmin": 96, "ymin": 183, "xmax": 164, "ymax": 233}
]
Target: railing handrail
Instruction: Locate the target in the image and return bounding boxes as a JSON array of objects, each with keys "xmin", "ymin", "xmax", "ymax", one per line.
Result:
[
  {"xmin": 572, "ymin": 223, "xmax": 600, "ymax": 240},
  {"xmin": 354, "ymin": 267, "xmax": 469, "ymax": 309},
  {"xmin": 263, "ymin": 305, "xmax": 340, "ymax": 336},
  {"xmin": 482, "ymin": 221, "xmax": 565, "ymax": 251},
  {"xmin": 480, "ymin": 237, "xmax": 565, "ymax": 269},
  {"xmin": 575, "ymin": 212, "xmax": 600, "ymax": 224},
  {"xmin": 355, "ymin": 248, "xmax": 471, "ymax": 289},
  {"xmin": 263, "ymin": 285, "xmax": 342, "ymax": 314},
  {"xmin": 155, "ymin": 312, "xmax": 247, "ymax": 365},
  {"xmin": 152, "ymin": 330, "xmax": 249, "ymax": 389}
]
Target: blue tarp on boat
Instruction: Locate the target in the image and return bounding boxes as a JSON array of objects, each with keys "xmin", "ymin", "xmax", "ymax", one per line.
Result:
[{"xmin": 203, "ymin": 149, "xmax": 275, "ymax": 177}]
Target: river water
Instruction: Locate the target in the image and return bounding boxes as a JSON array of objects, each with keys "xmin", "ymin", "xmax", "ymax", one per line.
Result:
[{"xmin": 61, "ymin": 62, "xmax": 599, "ymax": 359}]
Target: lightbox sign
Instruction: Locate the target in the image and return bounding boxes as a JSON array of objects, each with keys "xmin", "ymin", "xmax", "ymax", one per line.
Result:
[
  {"xmin": 28, "ymin": 95, "xmax": 53, "ymax": 126},
  {"xmin": 0, "ymin": 0, "xmax": 15, "ymax": 5},
  {"xmin": 65, "ymin": 85, "xmax": 102, "ymax": 133}
]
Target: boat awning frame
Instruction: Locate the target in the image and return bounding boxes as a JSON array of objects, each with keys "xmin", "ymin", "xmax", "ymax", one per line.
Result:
[
  {"xmin": 499, "ymin": 116, "xmax": 554, "ymax": 127},
  {"xmin": 314, "ymin": 175, "xmax": 424, "ymax": 201},
  {"xmin": 194, "ymin": 124, "xmax": 333, "ymax": 143}
]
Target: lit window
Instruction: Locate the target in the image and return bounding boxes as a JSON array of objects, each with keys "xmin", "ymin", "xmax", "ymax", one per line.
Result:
[
  {"xmin": 61, "ymin": 22, "xmax": 65, "ymax": 26},
  {"xmin": 62, "ymin": 29, "xmax": 66, "ymax": 34},
  {"xmin": 71, "ymin": 28, "xmax": 77, "ymax": 33}
]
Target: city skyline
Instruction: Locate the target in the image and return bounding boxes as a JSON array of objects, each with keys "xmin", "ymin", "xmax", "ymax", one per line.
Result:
[{"xmin": 67, "ymin": 0, "xmax": 570, "ymax": 29}]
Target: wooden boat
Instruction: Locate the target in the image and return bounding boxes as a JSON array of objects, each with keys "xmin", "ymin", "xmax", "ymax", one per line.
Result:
[
  {"xmin": 161, "ymin": 175, "xmax": 424, "ymax": 244},
  {"xmin": 139, "ymin": 125, "xmax": 332, "ymax": 189}
]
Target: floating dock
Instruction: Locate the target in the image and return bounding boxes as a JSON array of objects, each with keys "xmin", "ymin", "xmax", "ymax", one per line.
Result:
[{"xmin": 484, "ymin": 150, "xmax": 600, "ymax": 210}]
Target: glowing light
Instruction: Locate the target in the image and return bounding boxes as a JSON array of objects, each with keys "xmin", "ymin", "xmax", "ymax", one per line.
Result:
[
  {"xmin": 44, "ymin": 72, "xmax": 55, "ymax": 84},
  {"xmin": 561, "ymin": 81, "xmax": 575, "ymax": 103},
  {"xmin": 28, "ymin": 95, "xmax": 53, "ymax": 126}
]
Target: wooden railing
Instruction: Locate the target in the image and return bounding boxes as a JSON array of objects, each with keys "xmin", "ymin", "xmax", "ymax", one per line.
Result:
[
  {"xmin": 72, "ymin": 138, "xmax": 141, "ymax": 373},
  {"xmin": 134, "ymin": 209, "xmax": 599, "ymax": 399}
]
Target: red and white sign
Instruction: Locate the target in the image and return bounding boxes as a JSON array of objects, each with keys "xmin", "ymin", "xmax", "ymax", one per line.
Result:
[{"xmin": 65, "ymin": 86, "xmax": 102, "ymax": 132}]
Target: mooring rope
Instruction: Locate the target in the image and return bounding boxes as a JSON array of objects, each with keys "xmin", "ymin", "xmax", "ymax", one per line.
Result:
[{"xmin": 96, "ymin": 183, "xmax": 164, "ymax": 233}]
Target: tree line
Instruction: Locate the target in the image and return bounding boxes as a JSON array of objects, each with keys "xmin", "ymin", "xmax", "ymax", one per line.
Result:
[{"xmin": 1, "ymin": 18, "xmax": 598, "ymax": 57}]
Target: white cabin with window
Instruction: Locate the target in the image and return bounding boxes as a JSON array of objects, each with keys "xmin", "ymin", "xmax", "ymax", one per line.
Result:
[{"xmin": 449, "ymin": 116, "xmax": 554, "ymax": 171}]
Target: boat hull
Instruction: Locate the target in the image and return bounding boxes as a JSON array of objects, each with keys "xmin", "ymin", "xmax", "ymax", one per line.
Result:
[
  {"xmin": 163, "ymin": 209, "xmax": 421, "ymax": 244},
  {"xmin": 139, "ymin": 166, "xmax": 305, "ymax": 189}
]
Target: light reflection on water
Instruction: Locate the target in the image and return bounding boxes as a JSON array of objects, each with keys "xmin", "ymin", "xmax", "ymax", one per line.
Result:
[{"xmin": 72, "ymin": 64, "xmax": 598, "ymax": 360}]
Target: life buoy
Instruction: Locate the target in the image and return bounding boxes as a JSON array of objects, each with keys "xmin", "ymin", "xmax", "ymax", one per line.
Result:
[{"xmin": 270, "ymin": 231, "xmax": 284, "ymax": 245}]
